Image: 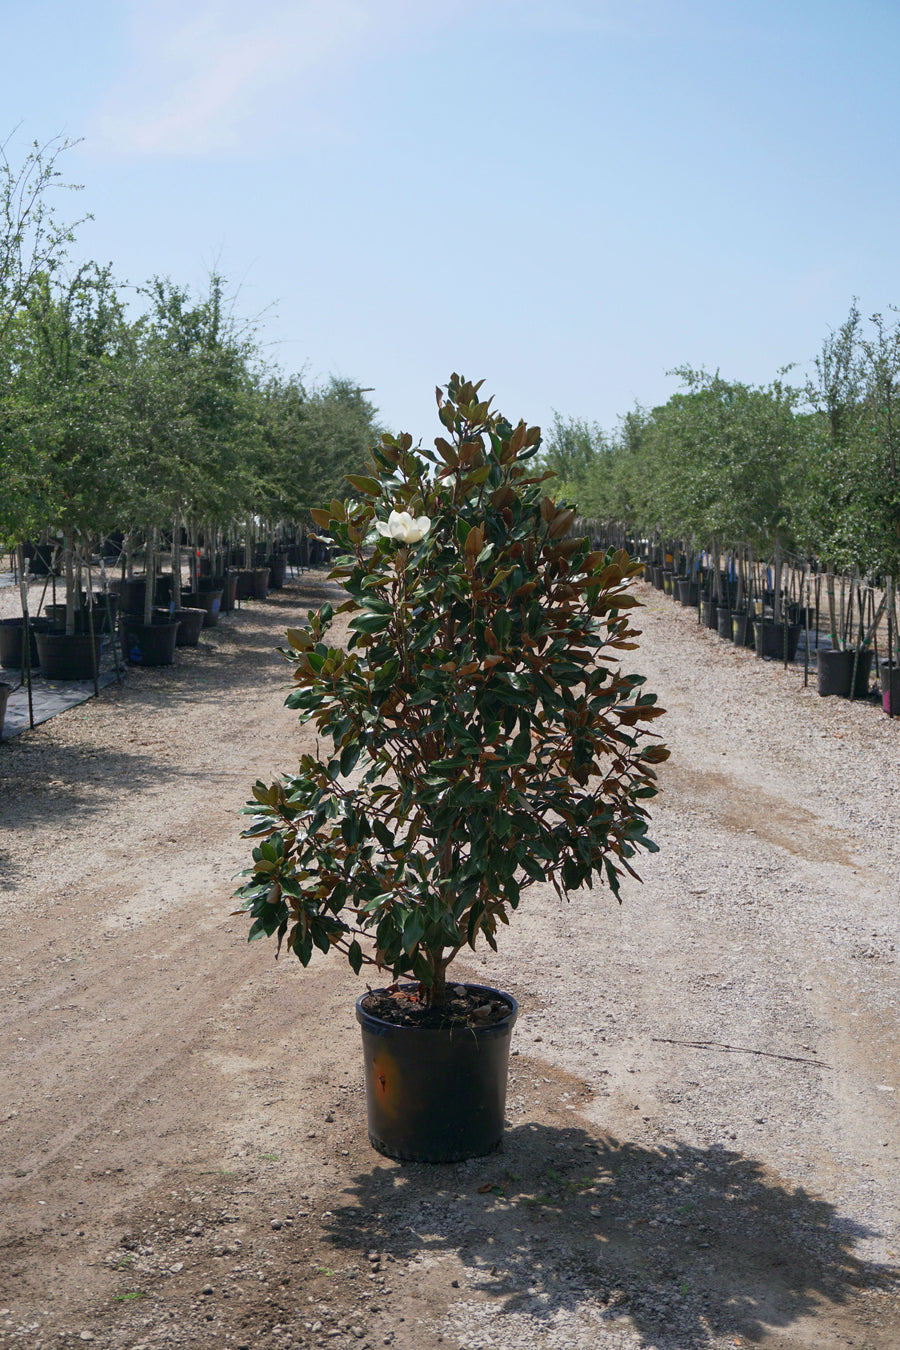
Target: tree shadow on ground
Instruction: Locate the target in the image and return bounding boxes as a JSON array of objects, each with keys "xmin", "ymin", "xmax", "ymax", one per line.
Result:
[
  {"xmin": 107, "ymin": 582, "xmax": 346, "ymax": 710},
  {"xmin": 323, "ymin": 1122, "xmax": 898, "ymax": 1348},
  {"xmin": 0, "ymin": 738, "xmax": 205, "ymax": 835}
]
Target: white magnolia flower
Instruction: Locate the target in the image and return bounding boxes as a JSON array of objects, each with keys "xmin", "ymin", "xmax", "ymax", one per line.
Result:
[{"xmin": 375, "ymin": 509, "xmax": 431, "ymax": 545}]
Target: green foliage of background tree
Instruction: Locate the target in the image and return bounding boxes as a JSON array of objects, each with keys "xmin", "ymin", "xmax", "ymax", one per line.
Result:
[
  {"xmin": 0, "ymin": 131, "xmax": 89, "ymax": 346},
  {"xmin": 10, "ymin": 264, "xmax": 131, "ymax": 628},
  {"xmin": 122, "ymin": 273, "xmax": 264, "ymax": 607},
  {"xmin": 258, "ymin": 372, "xmax": 381, "ymax": 523},
  {"xmin": 0, "ymin": 132, "xmax": 90, "ymax": 571},
  {"xmin": 538, "ymin": 411, "xmax": 610, "ymax": 515},
  {"xmin": 796, "ymin": 303, "xmax": 900, "ymax": 626}
]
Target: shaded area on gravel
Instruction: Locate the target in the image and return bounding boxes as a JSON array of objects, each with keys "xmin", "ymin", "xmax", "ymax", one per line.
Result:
[{"xmin": 327, "ymin": 1123, "xmax": 896, "ymax": 1349}]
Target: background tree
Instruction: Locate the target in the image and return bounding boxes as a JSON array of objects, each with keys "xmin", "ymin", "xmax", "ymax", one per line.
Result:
[
  {"xmin": 0, "ymin": 132, "xmax": 89, "ymax": 344},
  {"xmin": 11, "ymin": 264, "xmax": 131, "ymax": 628}
]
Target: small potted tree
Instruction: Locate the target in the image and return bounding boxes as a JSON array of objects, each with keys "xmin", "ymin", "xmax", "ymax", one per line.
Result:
[{"xmin": 234, "ymin": 376, "xmax": 668, "ymax": 1162}]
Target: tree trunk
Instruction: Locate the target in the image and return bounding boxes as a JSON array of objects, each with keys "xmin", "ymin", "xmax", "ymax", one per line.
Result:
[
  {"xmin": 64, "ymin": 527, "xmax": 76, "ymax": 636},
  {"xmin": 172, "ymin": 513, "xmax": 182, "ymax": 606},
  {"xmin": 143, "ymin": 527, "xmax": 157, "ymax": 626}
]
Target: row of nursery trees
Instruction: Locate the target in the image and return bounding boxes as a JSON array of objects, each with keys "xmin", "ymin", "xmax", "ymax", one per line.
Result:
[
  {"xmin": 0, "ymin": 136, "xmax": 378, "ymax": 628},
  {"xmin": 541, "ymin": 305, "xmax": 900, "ymax": 641}
]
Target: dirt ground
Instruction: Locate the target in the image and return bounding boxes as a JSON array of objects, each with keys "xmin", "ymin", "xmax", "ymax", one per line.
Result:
[{"xmin": 0, "ymin": 576, "xmax": 897, "ymax": 1350}]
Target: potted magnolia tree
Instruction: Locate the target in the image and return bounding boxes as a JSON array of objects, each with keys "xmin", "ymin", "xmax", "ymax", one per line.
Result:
[{"xmin": 234, "ymin": 376, "xmax": 668, "ymax": 1162}]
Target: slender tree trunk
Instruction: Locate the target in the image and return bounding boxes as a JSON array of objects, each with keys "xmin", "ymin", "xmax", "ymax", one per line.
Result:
[
  {"xmin": 143, "ymin": 527, "xmax": 157, "ymax": 626},
  {"xmin": 826, "ymin": 568, "xmax": 839, "ymax": 649},
  {"xmin": 17, "ymin": 544, "xmax": 35, "ymax": 727},
  {"xmin": 172, "ymin": 512, "xmax": 182, "ymax": 607},
  {"xmin": 64, "ymin": 527, "xmax": 76, "ymax": 636}
]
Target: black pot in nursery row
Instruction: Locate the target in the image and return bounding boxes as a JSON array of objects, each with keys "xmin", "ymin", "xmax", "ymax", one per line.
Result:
[
  {"xmin": 731, "ymin": 612, "xmax": 755, "ymax": 648},
  {"xmin": 119, "ymin": 613, "xmax": 181, "ymax": 667},
  {"xmin": 753, "ymin": 617, "xmax": 801, "ymax": 662},
  {"xmin": 816, "ymin": 647, "xmax": 873, "ymax": 699},
  {"xmin": 33, "ymin": 630, "xmax": 103, "ymax": 681},
  {"xmin": 0, "ymin": 616, "xmax": 55, "ymax": 670},
  {"xmin": 676, "ymin": 578, "xmax": 699, "ymax": 607},
  {"xmin": 880, "ymin": 660, "xmax": 900, "ymax": 716},
  {"xmin": 700, "ymin": 599, "xmax": 718, "ymax": 629}
]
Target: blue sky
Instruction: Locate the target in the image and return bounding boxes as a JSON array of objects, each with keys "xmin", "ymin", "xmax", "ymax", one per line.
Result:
[{"xmin": 4, "ymin": 0, "xmax": 899, "ymax": 446}]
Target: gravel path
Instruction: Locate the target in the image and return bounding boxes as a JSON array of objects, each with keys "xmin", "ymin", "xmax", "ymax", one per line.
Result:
[{"xmin": 0, "ymin": 574, "xmax": 897, "ymax": 1350}]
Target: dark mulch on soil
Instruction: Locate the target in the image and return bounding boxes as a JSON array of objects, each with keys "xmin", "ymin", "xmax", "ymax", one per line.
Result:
[{"xmin": 359, "ymin": 982, "xmax": 515, "ymax": 1030}]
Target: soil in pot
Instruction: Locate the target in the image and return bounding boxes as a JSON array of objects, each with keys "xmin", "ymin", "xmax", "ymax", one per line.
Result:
[
  {"xmin": 356, "ymin": 983, "xmax": 517, "ymax": 1163},
  {"xmin": 817, "ymin": 647, "xmax": 873, "ymax": 698}
]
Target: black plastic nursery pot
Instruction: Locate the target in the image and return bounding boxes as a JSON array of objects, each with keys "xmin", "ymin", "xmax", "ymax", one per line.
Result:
[
  {"xmin": 118, "ymin": 576, "xmax": 172, "ymax": 615},
  {"xmin": 700, "ymin": 599, "xmax": 718, "ymax": 630},
  {"xmin": 266, "ymin": 555, "xmax": 287, "ymax": 589},
  {"xmin": 817, "ymin": 647, "xmax": 873, "ymax": 699},
  {"xmin": 120, "ymin": 616, "xmax": 180, "ymax": 666},
  {"xmin": 356, "ymin": 985, "xmax": 518, "ymax": 1163},
  {"xmin": 753, "ymin": 618, "xmax": 801, "ymax": 662},
  {"xmin": 0, "ymin": 681, "xmax": 11, "ymax": 739},
  {"xmin": 879, "ymin": 660, "xmax": 900, "ymax": 715},
  {"xmin": 731, "ymin": 612, "xmax": 755, "ymax": 648},
  {"xmin": 662, "ymin": 571, "xmax": 675, "ymax": 597},
  {"xmin": 716, "ymin": 607, "xmax": 733, "ymax": 640},
  {"xmin": 172, "ymin": 606, "xmax": 206, "ymax": 647},
  {"xmin": 181, "ymin": 589, "xmax": 223, "ymax": 628},
  {"xmin": 676, "ymin": 578, "xmax": 699, "ymax": 607},
  {"xmin": 0, "ymin": 616, "xmax": 53, "ymax": 670},
  {"xmin": 34, "ymin": 630, "xmax": 103, "ymax": 681},
  {"xmin": 650, "ymin": 564, "xmax": 665, "ymax": 590},
  {"xmin": 235, "ymin": 569, "xmax": 255, "ymax": 600},
  {"xmin": 43, "ymin": 597, "xmax": 117, "ymax": 635},
  {"xmin": 218, "ymin": 571, "xmax": 239, "ymax": 613}
]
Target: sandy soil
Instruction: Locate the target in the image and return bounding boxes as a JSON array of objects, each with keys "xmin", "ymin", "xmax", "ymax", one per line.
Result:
[{"xmin": 0, "ymin": 575, "xmax": 897, "ymax": 1350}]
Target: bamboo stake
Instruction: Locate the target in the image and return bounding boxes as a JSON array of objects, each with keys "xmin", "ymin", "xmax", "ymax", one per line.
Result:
[
  {"xmin": 16, "ymin": 544, "xmax": 35, "ymax": 729},
  {"xmin": 803, "ymin": 566, "xmax": 811, "ymax": 687},
  {"xmin": 888, "ymin": 577, "xmax": 896, "ymax": 718}
]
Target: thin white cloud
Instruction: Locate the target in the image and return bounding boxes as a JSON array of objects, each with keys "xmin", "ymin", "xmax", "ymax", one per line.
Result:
[
  {"xmin": 88, "ymin": 0, "xmax": 649, "ymax": 157},
  {"xmin": 89, "ymin": 0, "xmax": 432, "ymax": 156}
]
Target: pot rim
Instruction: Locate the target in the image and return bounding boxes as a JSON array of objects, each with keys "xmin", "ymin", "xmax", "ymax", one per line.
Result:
[{"xmin": 356, "ymin": 982, "xmax": 518, "ymax": 1037}]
